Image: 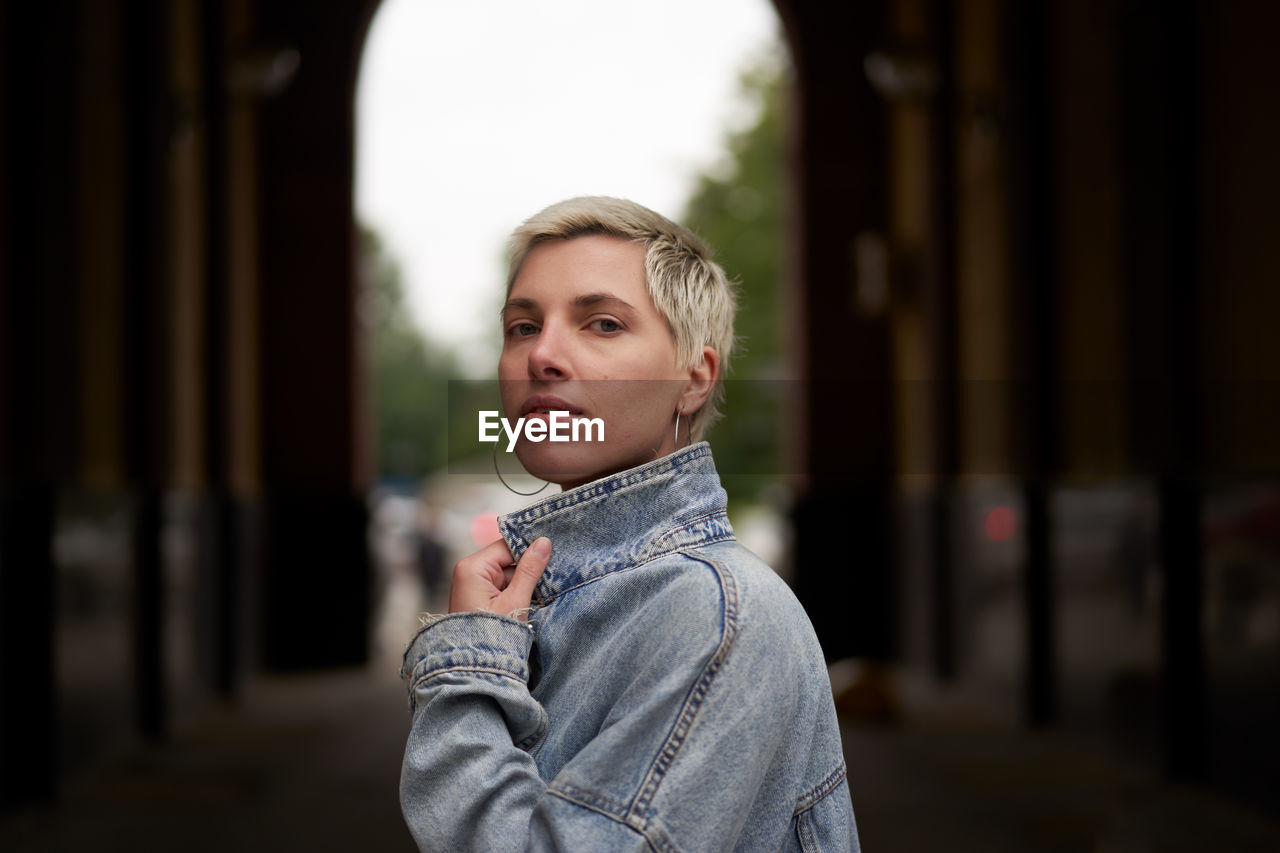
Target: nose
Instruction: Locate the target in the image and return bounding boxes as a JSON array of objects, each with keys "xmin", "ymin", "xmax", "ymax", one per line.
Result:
[{"xmin": 527, "ymin": 320, "xmax": 571, "ymax": 380}]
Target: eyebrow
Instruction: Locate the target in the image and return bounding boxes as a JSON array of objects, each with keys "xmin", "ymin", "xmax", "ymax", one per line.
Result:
[
  {"xmin": 573, "ymin": 292, "xmax": 637, "ymax": 312},
  {"xmin": 501, "ymin": 297, "xmax": 538, "ymax": 318},
  {"xmin": 500, "ymin": 293, "xmax": 637, "ymax": 318}
]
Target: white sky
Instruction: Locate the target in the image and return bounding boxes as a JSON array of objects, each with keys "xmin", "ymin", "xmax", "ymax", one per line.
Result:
[{"xmin": 356, "ymin": 0, "xmax": 780, "ymax": 375}]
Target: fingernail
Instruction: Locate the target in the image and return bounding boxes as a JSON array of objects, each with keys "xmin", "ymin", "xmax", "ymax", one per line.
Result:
[{"xmin": 529, "ymin": 537, "xmax": 551, "ymax": 558}]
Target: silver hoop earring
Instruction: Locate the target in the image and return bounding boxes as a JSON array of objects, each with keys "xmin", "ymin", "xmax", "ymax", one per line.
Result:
[
  {"xmin": 673, "ymin": 406, "xmax": 683, "ymax": 449},
  {"xmin": 492, "ymin": 434, "xmax": 550, "ymax": 497}
]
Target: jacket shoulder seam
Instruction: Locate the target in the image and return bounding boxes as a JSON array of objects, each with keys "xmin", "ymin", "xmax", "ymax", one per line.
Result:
[
  {"xmin": 793, "ymin": 760, "xmax": 848, "ymax": 816},
  {"xmin": 626, "ymin": 548, "xmax": 740, "ymax": 823}
]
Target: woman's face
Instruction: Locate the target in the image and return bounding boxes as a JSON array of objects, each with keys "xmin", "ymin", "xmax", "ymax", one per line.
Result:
[{"xmin": 498, "ymin": 235, "xmax": 709, "ymax": 489}]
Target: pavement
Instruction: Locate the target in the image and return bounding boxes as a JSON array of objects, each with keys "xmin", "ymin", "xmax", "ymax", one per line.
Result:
[
  {"xmin": 842, "ymin": 710, "xmax": 1280, "ymax": 853},
  {"xmin": 3, "ymin": 658, "xmax": 1280, "ymax": 852},
  {"xmin": 0, "ymin": 665, "xmax": 417, "ymax": 852}
]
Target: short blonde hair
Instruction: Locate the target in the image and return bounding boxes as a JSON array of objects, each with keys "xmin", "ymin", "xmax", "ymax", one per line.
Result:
[{"xmin": 506, "ymin": 196, "xmax": 738, "ymax": 440}]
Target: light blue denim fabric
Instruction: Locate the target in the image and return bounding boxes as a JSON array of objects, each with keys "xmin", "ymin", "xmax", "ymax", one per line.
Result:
[{"xmin": 400, "ymin": 443, "xmax": 859, "ymax": 852}]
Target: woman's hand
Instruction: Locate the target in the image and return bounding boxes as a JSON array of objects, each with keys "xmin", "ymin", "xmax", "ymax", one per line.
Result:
[{"xmin": 448, "ymin": 537, "xmax": 551, "ymax": 620}]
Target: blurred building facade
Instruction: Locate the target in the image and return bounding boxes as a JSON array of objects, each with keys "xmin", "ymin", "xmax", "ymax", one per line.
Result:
[
  {"xmin": 1, "ymin": 0, "xmax": 378, "ymax": 807},
  {"xmin": 2, "ymin": 0, "xmax": 1277, "ymax": 821}
]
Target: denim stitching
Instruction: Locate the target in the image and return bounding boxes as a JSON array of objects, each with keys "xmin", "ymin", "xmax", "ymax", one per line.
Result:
[
  {"xmin": 546, "ymin": 788, "xmax": 665, "ymax": 852},
  {"xmin": 401, "ymin": 612, "xmax": 533, "ymax": 666},
  {"xmin": 642, "ymin": 509, "xmax": 733, "ymax": 560},
  {"xmin": 498, "ymin": 444, "xmax": 723, "ymax": 603},
  {"xmin": 547, "ymin": 782, "xmax": 629, "ymax": 819},
  {"xmin": 627, "ymin": 547, "xmax": 739, "ymax": 822},
  {"xmin": 408, "ymin": 666, "xmax": 546, "ymax": 748},
  {"xmin": 636, "ymin": 531, "xmax": 733, "ymax": 568},
  {"xmin": 796, "ymin": 808, "xmax": 818, "ymax": 852},
  {"xmin": 501, "ymin": 444, "xmax": 712, "ymax": 532},
  {"xmin": 530, "ymin": 531, "xmax": 735, "ymax": 605},
  {"xmin": 793, "ymin": 760, "xmax": 848, "ymax": 816},
  {"xmin": 406, "ymin": 665, "xmax": 530, "ymax": 715},
  {"xmin": 412, "ymin": 664, "xmax": 528, "ymax": 689}
]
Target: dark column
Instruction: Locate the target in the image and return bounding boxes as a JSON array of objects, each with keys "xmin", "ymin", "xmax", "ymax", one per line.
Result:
[
  {"xmin": 1118, "ymin": 0, "xmax": 1205, "ymax": 782},
  {"xmin": 0, "ymin": 0, "xmax": 81, "ymax": 807},
  {"xmin": 775, "ymin": 0, "xmax": 896, "ymax": 663},
  {"xmin": 254, "ymin": 0, "xmax": 380, "ymax": 669},
  {"xmin": 926, "ymin": 0, "xmax": 959, "ymax": 682},
  {"xmin": 0, "ymin": 491, "xmax": 56, "ymax": 807},
  {"xmin": 122, "ymin": 0, "xmax": 171, "ymax": 738},
  {"xmin": 199, "ymin": 0, "xmax": 239, "ymax": 697},
  {"xmin": 1004, "ymin": 0, "xmax": 1059, "ymax": 728}
]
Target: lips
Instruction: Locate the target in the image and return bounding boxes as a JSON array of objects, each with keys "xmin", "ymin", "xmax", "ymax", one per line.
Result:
[{"xmin": 519, "ymin": 395, "xmax": 585, "ymax": 418}]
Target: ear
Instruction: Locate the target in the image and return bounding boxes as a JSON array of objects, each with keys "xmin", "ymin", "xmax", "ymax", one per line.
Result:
[{"xmin": 678, "ymin": 346, "xmax": 720, "ymax": 415}]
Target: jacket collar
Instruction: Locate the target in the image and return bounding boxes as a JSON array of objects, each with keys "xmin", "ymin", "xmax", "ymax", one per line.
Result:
[{"xmin": 497, "ymin": 442, "xmax": 733, "ymax": 604}]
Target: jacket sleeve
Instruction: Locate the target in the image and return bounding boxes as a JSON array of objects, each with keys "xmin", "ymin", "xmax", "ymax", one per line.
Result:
[
  {"xmin": 398, "ymin": 612, "xmax": 649, "ymax": 852},
  {"xmin": 399, "ymin": 572, "xmax": 857, "ymax": 852}
]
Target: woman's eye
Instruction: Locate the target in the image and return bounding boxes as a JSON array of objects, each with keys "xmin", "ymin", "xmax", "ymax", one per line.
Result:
[
  {"xmin": 592, "ymin": 318, "xmax": 622, "ymax": 333},
  {"xmin": 509, "ymin": 322, "xmax": 538, "ymax": 337}
]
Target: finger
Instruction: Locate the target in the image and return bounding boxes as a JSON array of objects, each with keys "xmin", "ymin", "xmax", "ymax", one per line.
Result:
[
  {"xmin": 452, "ymin": 538, "xmax": 515, "ymax": 580},
  {"xmin": 504, "ymin": 537, "xmax": 551, "ymax": 604},
  {"xmin": 448, "ymin": 538, "xmax": 517, "ymax": 614},
  {"xmin": 473, "ymin": 537, "xmax": 515, "ymax": 566}
]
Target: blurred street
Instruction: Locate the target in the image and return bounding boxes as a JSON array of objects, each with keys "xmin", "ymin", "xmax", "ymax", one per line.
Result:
[
  {"xmin": 3, "ymin": 659, "xmax": 1280, "ymax": 852},
  {"xmin": 5, "ymin": 1, "xmax": 1280, "ymax": 847},
  {"xmin": 1, "ymin": 480, "xmax": 1273, "ymax": 851}
]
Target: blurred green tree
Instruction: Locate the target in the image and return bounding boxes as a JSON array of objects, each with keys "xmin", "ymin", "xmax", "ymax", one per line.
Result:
[
  {"xmin": 682, "ymin": 47, "xmax": 790, "ymax": 504},
  {"xmin": 359, "ymin": 225, "xmax": 459, "ymax": 483}
]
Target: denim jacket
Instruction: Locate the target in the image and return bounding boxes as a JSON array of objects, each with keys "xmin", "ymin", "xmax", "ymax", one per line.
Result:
[{"xmin": 400, "ymin": 444, "xmax": 859, "ymax": 851}]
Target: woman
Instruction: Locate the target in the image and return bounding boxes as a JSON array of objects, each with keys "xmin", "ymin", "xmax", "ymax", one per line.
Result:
[{"xmin": 399, "ymin": 197, "xmax": 859, "ymax": 851}]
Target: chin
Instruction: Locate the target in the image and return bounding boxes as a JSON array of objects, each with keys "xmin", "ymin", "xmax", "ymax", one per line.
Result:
[{"xmin": 515, "ymin": 442, "xmax": 645, "ymax": 489}]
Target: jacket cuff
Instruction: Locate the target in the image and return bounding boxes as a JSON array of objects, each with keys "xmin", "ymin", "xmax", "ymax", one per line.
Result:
[{"xmin": 400, "ymin": 611, "xmax": 535, "ymax": 687}]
